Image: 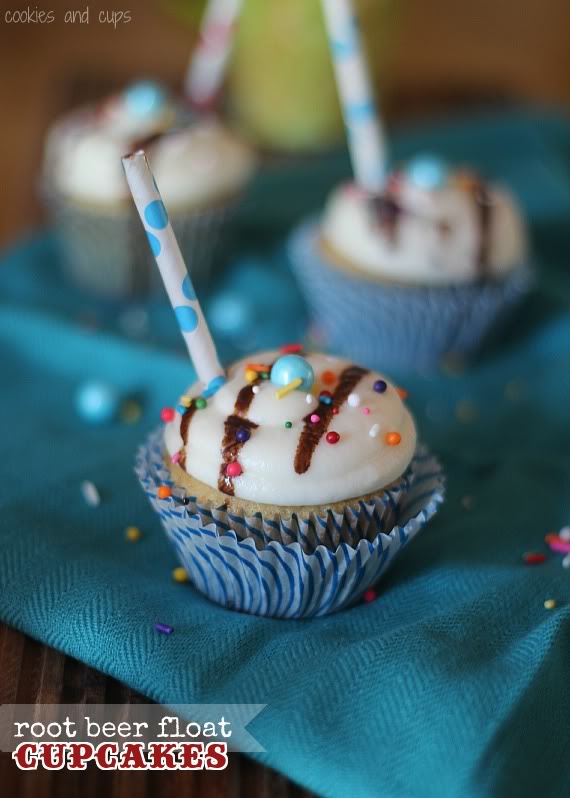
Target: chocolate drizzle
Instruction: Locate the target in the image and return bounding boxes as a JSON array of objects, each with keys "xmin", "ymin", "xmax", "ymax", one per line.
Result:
[
  {"xmin": 178, "ymin": 403, "xmax": 198, "ymax": 470},
  {"xmin": 233, "ymin": 383, "xmax": 258, "ymax": 418},
  {"xmin": 129, "ymin": 131, "xmax": 164, "ymax": 154},
  {"xmin": 294, "ymin": 365, "xmax": 369, "ymax": 475},
  {"xmin": 218, "ymin": 416, "xmax": 259, "ymax": 495},
  {"xmin": 218, "ymin": 382, "xmax": 260, "ymax": 496},
  {"xmin": 471, "ymin": 180, "xmax": 493, "ymax": 275},
  {"xmin": 370, "ymin": 194, "xmax": 403, "ymax": 244}
]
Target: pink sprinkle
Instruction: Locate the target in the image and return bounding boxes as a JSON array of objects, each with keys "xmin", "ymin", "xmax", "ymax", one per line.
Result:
[
  {"xmin": 171, "ymin": 452, "xmax": 180, "ymax": 465},
  {"xmin": 363, "ymin": 589, "xmax": 377, "ymax": 603},
  {"xmin": 310, "ymin": 414, "xmax": 320, "ymax": 424},
  {"xmin": 362, "ymin": 407, "xmax": 370, "ymax": 415},
  {"xmin": 548, "ymin": 539, "xmax": 570, "ymax": 554},
  {"xmin": 160, "ymin": 407, "xmax": 175, "ymax": 423},
  {"xmin": 226, "ymin": 462, "xmax": 243, "ymax": 478}
]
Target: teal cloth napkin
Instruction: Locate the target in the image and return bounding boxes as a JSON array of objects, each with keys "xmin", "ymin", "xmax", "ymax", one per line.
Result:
[{"xmin": 1, "ymin": 111, "xmax": 570, "ymax": 797}]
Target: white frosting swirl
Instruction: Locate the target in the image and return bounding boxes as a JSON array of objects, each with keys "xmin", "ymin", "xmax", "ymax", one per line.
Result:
[
  {"xmin": 164, "ymin": 351, "xmax": 417, "ymax": 506},
  {"xmin": 321, "ymin": 176, "xmax": 527, "ymax": 285},
  {"xmin": 44, "ymin": 98, "xmax": 254, "ymax": 208}
]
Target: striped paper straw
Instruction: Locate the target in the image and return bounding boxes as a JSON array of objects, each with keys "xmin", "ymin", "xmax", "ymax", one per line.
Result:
[
  {"xmin": 321, "ymin": 0, "xmax": 387, "ymax": 193},
  {"xmin": 122, "ymin": 151, "xmax": 225, "ymax": 391},
  {"xmin": 184, "ymin": 0, "xmax": 242, "ymax": 110}
]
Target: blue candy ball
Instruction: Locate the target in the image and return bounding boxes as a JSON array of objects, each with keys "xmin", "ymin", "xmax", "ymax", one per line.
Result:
[
  {"xmin": 124, "ymin": 80, "xmax": 167, "ymax": 119},
  {"xmin": 270, "ymin": 355, "xmax": 314, "ymax": 392},
  {"xmin": 75, "ymin": 381, "xmax": 119, "ymax": 424},
  {"xmin": 406, "ymin": 155, "xmax": 449, "ymax": 190}
]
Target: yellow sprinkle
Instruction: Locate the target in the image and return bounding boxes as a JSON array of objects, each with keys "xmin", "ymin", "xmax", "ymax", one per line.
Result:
[
  {"xmin": 125, "ymin": 526, "xmax": 141, "ymax": 542},
  {"xmin": 544, "ymin": 599, "xmax": 557, "ymax": 610},
  {"xmin": 179, "ymin": 395, "xmax": 192, "ymax": 408},
  {"xmin": 245, "ymin": 369, "xmax": 257, "ymax": 383},
  {"xmin": 172, "ymin": 566, "xmax": 189, "ymax": 583},
  {"xmin": 121, "ymin": 400, "xmax": 142, "ymax": 424},
  {"xmin": 275, "ymin": 377, "xmax": 303, "ymax": 399}
]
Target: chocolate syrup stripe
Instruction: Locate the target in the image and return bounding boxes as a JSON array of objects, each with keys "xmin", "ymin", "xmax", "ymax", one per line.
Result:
[
  {"xmin": 178, "ymin": 403, "xmax": 198, "ymax": 470},
  {"xmin": 129, "ymin": 131, "xmax": 163, "ymax": 154},
  {"xmin": 294, "ymin": 365, "xmax": 369, "ymax": 475},
  {"xmin": 370, "ymin": 194, "xmax": 402, "ymax": 244},
  {"xmin": 472, "ymin": 180, "xmax": 493, "ymax": 275},
  {"xmin": 217, "ymin": 381, "xmax": 262, "ymax": 495}
]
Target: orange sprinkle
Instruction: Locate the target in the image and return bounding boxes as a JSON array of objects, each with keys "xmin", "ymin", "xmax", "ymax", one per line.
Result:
[
  {"xmin": 321, "ymin": 370, "xmax": 336, "ymax": 385},
  {"xmin": 157, "ymin": 485, "xmax": 172, "ymax": 499},
  {"xmin": 397, "ymin": 388, "xmax": 409, "ymax": 400},
  {"xmin": 385, "ymin": 432, "xmax": 401, "ymax": 446},
  {"xmin": 245, "ymin": 363, "xmax": 271, "ymax": 373}
]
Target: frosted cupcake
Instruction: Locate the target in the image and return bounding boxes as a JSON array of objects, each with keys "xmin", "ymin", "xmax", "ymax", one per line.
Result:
[
  {"xmin": 42, "ymin": 80, "xmax": 255, "ymax": 297},
  {"xmin": 136, "ymin": 348, "xmax": 445, "ymax": 617},
  {"xmin": 123, "ymin": 146, "xmax": 443, "ymax": 618},
  {"xmin": 289, "ymin": 156, "xmax": 532, "ymax": 371}
]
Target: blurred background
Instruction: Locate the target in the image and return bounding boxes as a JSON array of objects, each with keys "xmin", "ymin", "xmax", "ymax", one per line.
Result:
[{"xmin": 1, "ymin": 0, "xmax": 569, "ymax": 246}]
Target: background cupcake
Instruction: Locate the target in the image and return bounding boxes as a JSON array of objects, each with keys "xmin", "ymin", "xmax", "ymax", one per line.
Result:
[
  {"xmin": 288, "ymin": 0, "xmax": 531, "ymax": 373},
  {"xmin": 43, "ymin": 80, "xmax": 255, "ymax": 298},
  {"xmin": 290, "ymin": 158, "xmax": 532, "ymax": 372}
]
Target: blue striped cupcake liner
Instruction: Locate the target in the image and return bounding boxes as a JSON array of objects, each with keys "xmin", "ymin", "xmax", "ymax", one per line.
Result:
[
  {"xmin": 288, "ymin": 218, "xmax": 533, "ymax": 372},
  {"xmin": 135, "ymin": 429, "xmax": 445, "ymax": 618},
  {"xmin": 138, "ymin": 430, "xmax": 414, "ymax": 554}
]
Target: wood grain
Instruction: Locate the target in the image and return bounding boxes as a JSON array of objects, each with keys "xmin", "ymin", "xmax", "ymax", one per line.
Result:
[{"xmin": 0, "ymin": 623, "xmax": 315, "ymax": 797}]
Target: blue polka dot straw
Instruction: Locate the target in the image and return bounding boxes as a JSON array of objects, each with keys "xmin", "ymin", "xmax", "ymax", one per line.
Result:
[
  {"xmin": 122, "ymin": 151, "xmax": 225, "ymax": 390},
  {"xmin": 321, "ymin": 0, "xmax": 387, "ymax": 193}
]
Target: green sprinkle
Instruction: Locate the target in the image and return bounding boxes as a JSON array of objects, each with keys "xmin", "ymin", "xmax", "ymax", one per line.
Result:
[
  {"xmin": 260, "ymin": 372, "xmax": 270, "ymax": 380},
  {"xmin": 285, "ymin": 421, "xmax": 292, "ymax": 429},
  {"xmin": 195, "ymin": 398, "xmax": 207, "ymax": 410}
]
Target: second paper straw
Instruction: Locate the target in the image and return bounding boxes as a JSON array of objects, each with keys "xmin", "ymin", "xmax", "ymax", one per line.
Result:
[
  {"xmin": 122, "ymin": 151, "xmax": 225, "ymax": 391},
  {"xmin": 184, "ymin": 0, "xmax": 242, "ymax": 109},
  {"xmin": 321, "ymin": 0, "xmax": 387, "ymax": 193}
]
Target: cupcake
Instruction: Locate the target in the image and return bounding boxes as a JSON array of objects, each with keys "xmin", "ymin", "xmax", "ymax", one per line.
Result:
[
  {"xmin": 289, "ymin": 156, "xmax": 532, "ymax": 372},
  {"xmin": 42, "ymin": 80, "xmax": 255, "ymax": 297},
  {"xmin": 136, "ymin": 348, "xmax": 444, "ymax": 618},
  {"xmin": 123, "ymin": 146, "xmax": 444, "ymax": 618}
]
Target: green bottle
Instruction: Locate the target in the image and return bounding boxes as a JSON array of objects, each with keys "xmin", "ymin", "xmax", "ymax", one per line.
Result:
[{"xmin": 227, "ymin": 0, "xmax": 397, "ymax": 151}]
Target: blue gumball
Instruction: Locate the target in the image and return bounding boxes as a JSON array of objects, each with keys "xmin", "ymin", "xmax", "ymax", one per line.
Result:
[
  {"xmin": 75, "ymin": 380, "xmax": 119, "ymax": 424},
  {"xmin": 406, "ymin": 154, "xmax": 449, "ymax": 190},
  {"xmin": 124, "ymin": 80, "xmax": 167, "ymax": 119},
  {"xmin": 270, "ymin": 355, "xmax": 314, "ymax": 392}
]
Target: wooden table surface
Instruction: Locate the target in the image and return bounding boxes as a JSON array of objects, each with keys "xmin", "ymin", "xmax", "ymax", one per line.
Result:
[{"xmin": 0, "ymin": 624, "xmax": 314, "ymax": 796}]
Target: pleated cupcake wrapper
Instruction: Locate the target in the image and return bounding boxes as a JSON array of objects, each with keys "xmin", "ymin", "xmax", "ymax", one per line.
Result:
[
  {"xmin": 135, "ymin": 428, "xmax": 445, "ymax": 618},
  {"xmin": 289, "ymin": 218, "xmax": 533, "ymax": 372},
  {"xmin": 137, "ymin": 429, "xmax": 415, "ymax": 553},
  {"xmin": 46, "ymin": 191, "xmax": 237, "ymax": 299}
]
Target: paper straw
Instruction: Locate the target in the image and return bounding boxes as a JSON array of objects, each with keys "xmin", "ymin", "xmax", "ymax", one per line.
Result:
[
  {"xmin": 184, "ymin": 0, "xmax": 242, "ymax": 110},
  {"xmin": 321, "ymin": 0, "xmax": 387, "ymax": 193},
  {"xmin": 122, "ymin": 151, "xmax": 225, "ymax": 391}
]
